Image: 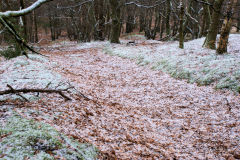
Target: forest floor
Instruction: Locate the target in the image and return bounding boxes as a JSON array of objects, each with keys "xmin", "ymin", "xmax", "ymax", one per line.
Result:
[{"xmin": 0, "ymin": 34, "xmax": 240, "ymax": 159}]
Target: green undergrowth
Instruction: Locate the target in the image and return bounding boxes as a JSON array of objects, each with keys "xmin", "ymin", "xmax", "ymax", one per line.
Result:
[
  {"xmin": 151, "ymin": 54, "xmax": 240, "ymax": 92},
  {"xmin": 103, "ymin": 40, "xmax": 240, "ymax": 93},
  {"xmin": 0, "ymin": 46, "xmax": 21, "ymax": 60},
  {"xmin": 0, "ymin": 111, "xmax": 98, "ymax": 160}
]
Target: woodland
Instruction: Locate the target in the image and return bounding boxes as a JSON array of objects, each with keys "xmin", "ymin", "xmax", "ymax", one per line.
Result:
[{"xmin": 0, "ymin": 0, "xmax": 240, "ymax": 159}]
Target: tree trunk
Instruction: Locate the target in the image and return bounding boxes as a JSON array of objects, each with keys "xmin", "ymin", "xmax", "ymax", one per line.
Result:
[
  {"xmin": 126, "ymin": 14, "xmax": 134, "ymax": 33},
  {"xmin": 203, "ymin": 0, "xmax": 225, "ymax": 49},
  {"xmin": 165, "ymin": 0, "xmax": 171, "ymax": 36},
  {"xmin": 20, "ymin": 0, "xmax": 27, "ymax": 39},
  {"xmin": 94, "ymin": 0, "xmax": 105, "ymax": 40},
  {"xmin": 33, "ymin": 10, "xmax": 38, "ymax": 43},
  {"xmin": 160, "ymin": 14, "xmax": 165, "ymax": 39},
  {"xmin": 126, "ymin": 6, "xmax": 136, "ymax": 34},
  {"xmin": 237, "ymin": 0, "xmax": 240, "ymax": 32},
  {"xmin": 200, "ymin": 0, "xmax": 211, "ymax": 37},
  {"xmin": 109, "ymin": 0, "xmax": 121, "ymax": 43},
  {"xmin": 217, "ymin": 0, "xmax": 233, "ymax": 54},
  {"xmin": 179, "ymin": 1, "xmax": 184, "ymax": 49},
  {"xmin": 139, "ymin": 10, "xmax": 145, "ymax": 32}
]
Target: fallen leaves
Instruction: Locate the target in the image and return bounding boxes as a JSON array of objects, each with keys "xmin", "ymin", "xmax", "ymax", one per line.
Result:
[{"xmin": 1, "ymin": 39, "xmax": 240, "ymax": 159}]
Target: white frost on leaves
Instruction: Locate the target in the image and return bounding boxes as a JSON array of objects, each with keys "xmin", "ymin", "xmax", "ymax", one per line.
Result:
[
  {"xmin": 0, "ymin": 54, "xmax": 69, "ymax": 100},
  {"xmin": 105, "ymin": 34, "xmax": 240, "ymax": 92},
  {"xmin": 3, "ymin": 37, "xmax": 238, "ymax": 159}
]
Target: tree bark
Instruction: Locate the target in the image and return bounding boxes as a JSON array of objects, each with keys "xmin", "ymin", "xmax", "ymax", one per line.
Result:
[
  {"xmin": 20, "ymin": 0, "xmax": 27, "ymax": 39},
  {"xmin": 94, "ymin": 0, "xmax": 105, "ymax": 40},
  {"xmin": 33, "ymin": 10, "xmax": 38, "ymax": 43},
  {"xmin": 160, "ymin": 13, "xmax": 165, "ymax": 39},
  {"xmin": 109, "ymin": 0, "xmax": 121, "ymax": 43},
  {"xmin": 165, "ymin": 0, "xmax": 171, "ymax": 36},
  {"xmin": 217, "ymin": 0, "xmax": 233, "ymax": 54},
  {"xmin": 237, "ymin": 0, "xmax": 240, "ymax": 32},
  {"xmin": 203, "ymin": 0, "xmax": 225, "ymax": 49},
  {"xmin": 200, "ymin": 0, "xmax": 211, "ymax": 37},
  {"xmin": 179, "ymin": 1, "xmax": 184, "ymax": 49}
]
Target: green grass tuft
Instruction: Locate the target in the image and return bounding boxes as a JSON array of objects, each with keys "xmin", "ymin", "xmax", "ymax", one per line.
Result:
[{"xmin": 0, "ymin": 112, "xmax": 98, "ymax": 160}]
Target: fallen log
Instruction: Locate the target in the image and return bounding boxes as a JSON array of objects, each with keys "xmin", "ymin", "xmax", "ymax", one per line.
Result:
[{"xmin": 0, "ymin": 84, "xmax": 71, "ymax": 101}]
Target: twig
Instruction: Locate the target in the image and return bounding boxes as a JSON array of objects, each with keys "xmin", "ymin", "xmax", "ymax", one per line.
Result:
[
  {"xmin": 7, "ymin": 84, "xmax": 29, "ymax": 102},
  {"xmin": 224, "ymin": 98, "xmax": 232, "ymax": 113}
]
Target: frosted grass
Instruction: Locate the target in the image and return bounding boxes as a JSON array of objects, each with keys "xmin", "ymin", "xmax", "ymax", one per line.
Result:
[{"xmin": 104, "ymin": 34, "xmax": 240, "ymax": 92}]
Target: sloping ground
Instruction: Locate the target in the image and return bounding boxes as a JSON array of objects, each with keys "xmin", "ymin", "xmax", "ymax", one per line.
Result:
[
  {"xmin": 0, "ymin": 107, "xmax": 98, "ymax": 160},
  {"xmin": 105, "ymin": 34, "xmax": 240, "ymax": 92},
  {"xmin": 40, "ymin": 39, "xmax": 239, "ymax": 159},
  {"xmin": 0, "ymin": 55, "xmax": 98, "ymax": 159},
  {"xmin": 0, "ymin": 35, "xmax": 240, "ymax": 159},
  {"xmin": 0, "ymin": 54, "xmax": 71, "ymax": 101}
]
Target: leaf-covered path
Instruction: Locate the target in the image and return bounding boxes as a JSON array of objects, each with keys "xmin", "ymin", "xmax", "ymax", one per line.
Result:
[{"xmin": 34, "ymin": 41, "xmax": 239, "ymax": 159}]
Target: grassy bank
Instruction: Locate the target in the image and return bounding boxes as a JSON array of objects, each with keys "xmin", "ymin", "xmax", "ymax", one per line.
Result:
[
  {"xmin": 104, "ymin": 34, "xmax": 240, "ymax": 92},
  {"xmin": 0, "ymin": 109, "xmax": 98, "ymax": 160}
]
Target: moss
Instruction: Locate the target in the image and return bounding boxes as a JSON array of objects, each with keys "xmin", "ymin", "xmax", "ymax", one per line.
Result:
[
  {"xmin": 0, "ymin": 46, "xmax": 22, "ymax": 60},
  {"xmin": 0, "ymin": 112, "xmax": 98, "ymax": 160}
]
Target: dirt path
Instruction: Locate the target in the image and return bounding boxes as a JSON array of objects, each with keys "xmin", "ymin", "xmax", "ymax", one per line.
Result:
[{"xmin": 36, "ymin": 43, "xmax": 240, "ymax": 159}]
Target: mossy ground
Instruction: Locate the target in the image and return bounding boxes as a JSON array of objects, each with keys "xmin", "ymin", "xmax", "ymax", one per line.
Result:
[{"xmin": 0, "ymin": 109, "xmax": 98, "ymax": 160}]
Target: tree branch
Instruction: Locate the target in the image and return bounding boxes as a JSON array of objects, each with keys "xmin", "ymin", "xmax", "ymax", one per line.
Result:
[
  {"xmin": 0, "ymin": 85, "xmax": 72, "ymax": 101},
  {"xmin": 0, "ymin": 0, "xmax": 53, "ymax": 18}
]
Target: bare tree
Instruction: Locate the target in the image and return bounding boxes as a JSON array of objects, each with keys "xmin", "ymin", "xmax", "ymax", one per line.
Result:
[
  {"xmin": 217, "ymin": 0, "xmax": 234, "ymax": 54},
  {"xmin": 109, "ymin": 0, "xmax": 121, "ymax": 43},
  {"xmin": 203, "ymin": 0, "xmax": 225, "ymax": 49},
  {"xmin": 179, "ymin": 0, "xmax": 184, "ymax": 49}
]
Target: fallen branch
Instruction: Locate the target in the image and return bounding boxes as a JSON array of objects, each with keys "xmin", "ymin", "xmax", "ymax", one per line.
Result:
[
  {"xmin": 7, "ymin": 84, "xmax": 29, "ymax": 102},
  {"xmin": 0, "ymin": 85, "xmax": 71, "ymax": 101}
]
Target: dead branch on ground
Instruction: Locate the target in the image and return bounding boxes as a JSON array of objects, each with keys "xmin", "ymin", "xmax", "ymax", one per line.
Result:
[{"xmin": 0, "ymin": 84, "xmax": 72, "ymax": 101}]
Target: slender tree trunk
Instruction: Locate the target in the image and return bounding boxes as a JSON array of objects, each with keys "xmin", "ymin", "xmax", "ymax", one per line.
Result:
[
  {"xmin": 217, "ymin": 0, "xmax": 233, "ymax": 54},
  {"xmin": 20, "ymin": 0, "xmax": 27, "ymax": 39},
  {"xmin": 183, "ymin": 1, "xmax": 192, "ymax": 37},
  {"xmin": 179, "ymin": 0, "xmax": 184, "ymax": 49},
  {"xmin": 94, "ymin": 0, "xmax": 105, "ymax": 40},
  {"xmin": 33, "ymin": 10, "xmax": 38, "ymax": 43},
  {"xmin": 160, "ymin": 15, "xmax": 165, "ymax": 39},
  {"xmin": 109, "ymin": 0, "xmax": 121, "ymax": 43},
  {"xmin": 237, "ymin": 0, "xmax": 240, "ymax": 32},
  {"xmin": 126, "ymin": 6, "xmax": 135, "ymax": 34},
  {"xmin": 139, "ymin": 10, "xmax": 145, "ymax": 32},
  {"xmin": 238, "ymin": 19, "xmax": 240, "ymax": 32},
  {"xmin": 200, "ymin": 0, "xmax": 211, "ymax": 37},
  {"xmin": 48, "ymin": 14, "xmax": 55, "ymax": 41},
  {"xmin": 172, "ymin": 13, "xmax": 178, "ymax": 36},
  {"xmin": 105, "ymin": 3, "xmax": 111, "ymax": 40},
  {"xmin": 29, "ymin": 13, "xmax": 34, "ymax": 42},
  {"xmin": 203, "ymin": 0, "xmax": 225, "ymax": 49},
  {"xmin": 165, "ymin": 0, "xmax": 171, "ymax": 36}
]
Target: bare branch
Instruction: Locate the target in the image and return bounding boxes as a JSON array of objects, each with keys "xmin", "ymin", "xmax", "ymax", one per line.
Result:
[
  {"xmin": 0, "ymin": 85, "xmax": 72, "ymax": 101},
  {"xmin": 125, "ymin": 0, "xmax": 166, "ymax": 9},
  {"xmin": 0, "ymin": 0, "xmax": 53, "ymax": 18},
  {"xmin": 57, "ymin": 0, "xmax": 93, "ymax": 9}
]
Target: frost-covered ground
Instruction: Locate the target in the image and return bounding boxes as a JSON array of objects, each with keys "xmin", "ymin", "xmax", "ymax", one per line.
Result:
[
  {"xmin": 0, "ymin": 106, "xmax": 98, "ymax": 159},
  {"xmin": 0, "ymin": 35, "xmax": 240, "ymax": 159},
  {"xmin": 0, "ymin": 54, "xmax": 71, "ymax": 101},
  {"xmin": 105, "ymin": 34, "xmax": 240, "ymax": 92}
]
